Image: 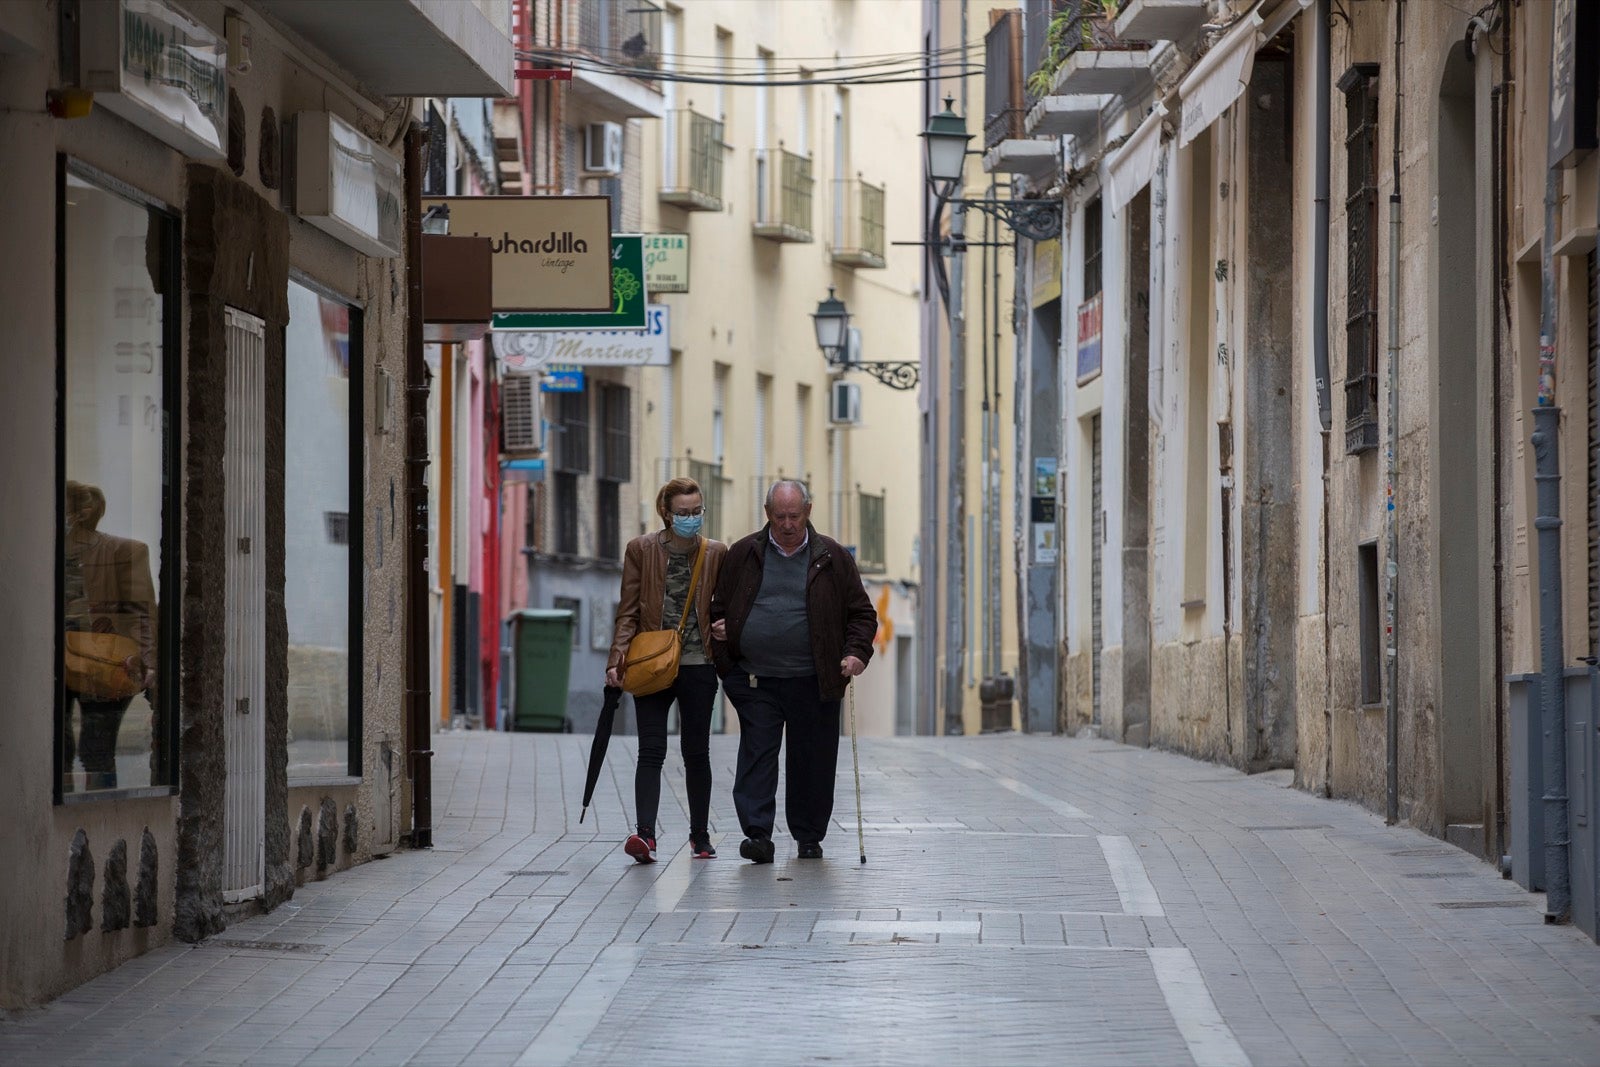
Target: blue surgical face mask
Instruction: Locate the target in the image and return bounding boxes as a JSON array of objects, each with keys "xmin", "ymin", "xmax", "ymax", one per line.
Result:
[{"xmin": 671, "ymin": 514, "xmax": 703, "ymax": 538}]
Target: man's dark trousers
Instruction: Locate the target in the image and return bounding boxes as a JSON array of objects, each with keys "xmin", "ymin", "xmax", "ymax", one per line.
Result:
[{"xmin": 724, "ymin": 672, "xmax": 841, "ymax": 844}]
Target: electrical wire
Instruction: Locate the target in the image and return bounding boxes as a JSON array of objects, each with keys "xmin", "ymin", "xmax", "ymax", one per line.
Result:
[{"xmin": 517, "ymin": 55, "xmax": 980, "ymax": 87}]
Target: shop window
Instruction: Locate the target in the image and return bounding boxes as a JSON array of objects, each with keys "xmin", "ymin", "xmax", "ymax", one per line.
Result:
[
  {"xmin": 58, "ymin": 161, "xmax": 180, "ymax": 799},
  {"xmin": 286, "ymin": 279, "xmax": 363, "ymax": 779}
]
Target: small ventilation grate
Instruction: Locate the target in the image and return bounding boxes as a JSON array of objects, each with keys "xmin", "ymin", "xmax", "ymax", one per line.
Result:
[
  {"xmin": 508, "ymin": 870, "xmax": 569, "ymax": 877},
  {"xmin": 1404, "ymin": 872, "xmax": 1466, "ymax": 879},
  {"xmin": 1239, "ymin": 825, "xmax": 1331, "ymax": 832},
  {"xmin": 1435, "ymin": 900, "xmax": 1525, "ymax": 910},
  {"xmin": 205, "ymin": 938, "xmax": 323, "ymax": 953}
]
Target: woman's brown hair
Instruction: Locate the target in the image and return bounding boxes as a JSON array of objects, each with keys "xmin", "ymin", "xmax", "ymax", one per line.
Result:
[{"xmin": 654, "ymin": 477, "xmax": 703, "ymax": 528}]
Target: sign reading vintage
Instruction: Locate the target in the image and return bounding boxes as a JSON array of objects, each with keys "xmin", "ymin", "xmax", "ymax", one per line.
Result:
[
  {"xmin": 100, "ymin": 0, "xmax": 227, "ymax": 159},
  {"xmin": 492, "ymin": 235, "xmax": 647, "ymax": 331},
  {"xmin": 643, "ymin": 233, "xmax": 690, "ymax": 293},
  {"xmin": 422, "ymin": 196, "xmax": 612, "ymax": 312}
]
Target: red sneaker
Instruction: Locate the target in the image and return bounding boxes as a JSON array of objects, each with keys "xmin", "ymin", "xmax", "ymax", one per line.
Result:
[{"xmin": 624, "ymin": 833, "xmax": 656, "ymax": 864}]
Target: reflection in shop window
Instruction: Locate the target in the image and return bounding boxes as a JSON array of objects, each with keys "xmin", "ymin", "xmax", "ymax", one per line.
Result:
[
  {"xmin": 59, "ymin": 165, "xmax": 179, "ymax": 797},
  {"xmin": 286, "ymin": 280, "xmax": 362, "ymax": 779}
]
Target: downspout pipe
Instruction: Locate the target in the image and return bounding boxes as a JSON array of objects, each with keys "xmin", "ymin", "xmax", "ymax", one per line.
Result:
[
  {"xmin": 1384, "ymin": 0, "xmax": 1404, "ymax": 827},
  {"xmin": 1534, "ymin": 139, "xmax": 1570, "ymax": 923},
  {"xmin": 403, "ymin": 125, "xmax": 433, "ymax": 849},
  {"xmin": 1312, "ymin": 0, "xmax": 1331, "ymax": 432}
]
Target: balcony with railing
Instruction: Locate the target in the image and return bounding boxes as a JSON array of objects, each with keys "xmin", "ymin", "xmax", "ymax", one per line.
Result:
[
  {"xmin": 753, "ymin": 148, "xmax": 815, "ymax": 243},
  {"xmin": 569, "ymin": 0, "xmax": 664, "ymax": 118},
  {"xmin": 660, "ymin": 109, "xmax": 725, "ymax": 212},
  {"xmin": 1029, "ymin": 0, "xmax": 1160, "ymax": 103},
  {"xmin": 831, "ymin": 178, "xmax": 886, "ymax": 269},
  {"xmin": 984, "ymin": 10, "xmax": 1025, "ymax": 152}
]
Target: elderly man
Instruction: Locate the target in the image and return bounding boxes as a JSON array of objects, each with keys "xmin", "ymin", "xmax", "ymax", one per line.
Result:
[{"xmin": 709, "ymin": 480, "xmax": 878, "ymax": 863}]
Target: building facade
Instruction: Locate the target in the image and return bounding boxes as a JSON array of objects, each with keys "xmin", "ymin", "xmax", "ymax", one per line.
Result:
[{"xmin": 0, "ymin": 0, "xmax": 513, "ymax": 1006}]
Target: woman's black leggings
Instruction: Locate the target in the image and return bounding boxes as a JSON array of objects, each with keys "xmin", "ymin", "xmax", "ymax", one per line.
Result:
[{"xmin": 633, "ymin": 663, "xmax": 719, "ymax": 837}]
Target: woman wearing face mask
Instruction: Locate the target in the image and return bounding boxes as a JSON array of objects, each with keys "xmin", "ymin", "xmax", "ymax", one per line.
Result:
[{"xmin": 607, "ymin": 478, "xmax": 727, "ymax": 862}]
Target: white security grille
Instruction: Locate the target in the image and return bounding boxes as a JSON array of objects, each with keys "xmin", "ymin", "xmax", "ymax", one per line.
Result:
[
  {"xmin": 224, "ymin": 307, "xmax": 267, "ymax": 902},
  {"xmin": 501, "ymin": 374, "xmax": 540, "ymax": 453},
  {"xmin": 1091, "ymin": 414, "xmax": 1104, "ymax": 725}
]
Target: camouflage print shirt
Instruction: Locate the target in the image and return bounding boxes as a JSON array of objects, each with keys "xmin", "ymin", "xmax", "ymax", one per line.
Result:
[{"xmin": 662, "ymin": 539, "xmax": 705, "ymax": 665}]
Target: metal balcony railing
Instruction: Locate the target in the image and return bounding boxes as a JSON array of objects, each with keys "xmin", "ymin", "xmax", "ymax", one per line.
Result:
[
  {"xmin": 753, "ymin": 148, "xmax": 814, "ymax": 243},
  {"xmin": 660, "ymin": 109, "xmax": 725, "ymax": 212},
  {"xmin": 831, "ymin": 178, "xmax": 886, "ymax": 269},
  {"xmin": 577, "ymin": 0, "xmax": 662, "ymax": 83},
  {"xmin": 984, "ymin": 10, "xmax": 1025, "ymax": 151}
]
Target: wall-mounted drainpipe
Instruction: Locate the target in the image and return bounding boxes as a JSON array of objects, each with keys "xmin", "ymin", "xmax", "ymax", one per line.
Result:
[
  {"xmin": 403, "ymin": 125, "xmax": 433, "ymax": 850},
  {"xmin": 1384, "ymin": 0, "xmax": 1405, "ymax": 826},
  {"xmin": 1313, "ymin": 0, "xmax": 1333, "ymax": 795}
]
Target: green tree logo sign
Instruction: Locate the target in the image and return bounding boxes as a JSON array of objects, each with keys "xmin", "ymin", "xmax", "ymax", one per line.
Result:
[{"xmin": 612, "ymin": 266, "xmax": 641, "ymax": 314}]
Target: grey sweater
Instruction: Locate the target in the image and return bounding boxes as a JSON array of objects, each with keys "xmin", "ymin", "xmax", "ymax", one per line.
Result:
[{"xmin": 737, "ymin": 546, "xmax": 813, "ymax": 678}]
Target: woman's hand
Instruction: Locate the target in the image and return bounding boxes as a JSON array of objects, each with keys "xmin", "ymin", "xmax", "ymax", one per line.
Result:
[{"xmin": 606, "ymin": 667, "xmax": 623, "ymax": 688}]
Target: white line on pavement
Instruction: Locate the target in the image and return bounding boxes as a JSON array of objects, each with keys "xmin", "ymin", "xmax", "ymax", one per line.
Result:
[
  {"xmin": 1147, "ymin": 947, "xmax": 1252, "ymax": 1067},
  {"xmin": 938, "ymin": 751, "xmax": 1092, "ymax": 820},
  {"xmin": 515, "ymin": 944, "xmax": 645, "ymax": 1067},
  {"xmin": 1097, "ymin": 835, "xmax": 1165, "ymax": 917}
]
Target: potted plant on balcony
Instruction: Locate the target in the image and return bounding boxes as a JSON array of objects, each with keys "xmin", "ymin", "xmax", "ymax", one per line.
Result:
[{"xmin": 1027, "ymin": 0, "xmax": 1149, "ymax": 98}]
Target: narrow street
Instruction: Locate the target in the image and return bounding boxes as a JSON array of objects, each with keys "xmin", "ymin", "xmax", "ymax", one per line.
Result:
[{"xmin": 4, "ymin": 729, "xmax": 1599, "ymax": 1067}]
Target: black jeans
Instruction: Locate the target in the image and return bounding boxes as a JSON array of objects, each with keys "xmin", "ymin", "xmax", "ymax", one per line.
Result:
[
  {"xmin": 633, "ymin": 663, "xmax": 719, "ymax": 838},
  {"xmin": 723, "ymin": 672, "xmax": 841, "ymax": 844},
  {"xmin": 64, "ymin": 691, "xmax": 134, "ymax": 791}
]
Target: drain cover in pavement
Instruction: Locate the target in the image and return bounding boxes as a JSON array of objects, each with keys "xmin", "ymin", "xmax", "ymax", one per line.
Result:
[{"xmin": 1435, "ymin": 900, "xmax": 1526, "ymax": 909}]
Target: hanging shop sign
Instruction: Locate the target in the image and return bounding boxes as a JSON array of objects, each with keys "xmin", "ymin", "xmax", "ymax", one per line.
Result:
[
  {"xmin": 540, "ymin": 366, "xmax": 586, "ymax": 393},
  {"xmin": 423, "ymin": 196, "xmax": 613, "ymax": 312},
  {"xmin": 84, "ymin": 0, "xmax": 227, "ymax": 159},
  {"xmin": 1076, "ymin": 293, "xmax": 1103, "ymax": 384},
  {"xmin": 492, "ymin": 234, "xmax": 647, "ymax": 330},
  {"xmin": 1549, "ymin": 0, "xmax": 1599, "ymax": 169},
  {"xmin": 1031, "ymin": 238, "xmax": 1062, "ymax": 308},
  {"xmin": 296, "ymin": 111, "xmax": 404, "ymax": 257},
  {"xmin": 494, "ymin": 304, "xmax": 671, "ymax": 370},
  {"xmin": 644, "ymin": 233, "xmax": 691, "ymax": 293}
]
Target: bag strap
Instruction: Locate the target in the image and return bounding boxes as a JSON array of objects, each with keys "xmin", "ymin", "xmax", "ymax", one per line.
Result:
[{"xmin": 675, "ymin": 538, "xmax": 707, "ymax": 636}]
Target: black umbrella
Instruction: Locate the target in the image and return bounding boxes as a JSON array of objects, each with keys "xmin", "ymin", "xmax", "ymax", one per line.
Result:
[{"xmin": 579, "ymin": 685, "xmax": 625, "ymax": 823}]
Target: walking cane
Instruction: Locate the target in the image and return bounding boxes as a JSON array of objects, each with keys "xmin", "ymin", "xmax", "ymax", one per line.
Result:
[{"xmin": 849, "ymin": 681, "xmax": 865, "ymax": 864}]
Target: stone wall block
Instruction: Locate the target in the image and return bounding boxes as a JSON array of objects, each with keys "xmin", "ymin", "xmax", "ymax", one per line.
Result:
[
  {"xmin": 100, "ymin": 840, "xmax": 130, "ymax": 932},
  {"xmin": 316, "ymin": 796, "xmax": 337, "ymax": 870},
  {"xmin": 65, "ymin": 830, "xmax": 93, "ymax": 941},
  {"xmin": 296, "ymin": 806, "xmax": 314, "ymax": 870},
  {"xmin": 134, "ymin": 829, "xmax": 159, "ymax": 928},
  {"xmin": 342, "ymin": 803, "xmax": 358, "ymax": 857}
]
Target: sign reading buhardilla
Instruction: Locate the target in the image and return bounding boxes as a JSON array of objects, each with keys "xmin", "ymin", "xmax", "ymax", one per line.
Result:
[{"xmin": 421, "ymin": 196, "xmax": 612, "ymax": 312}]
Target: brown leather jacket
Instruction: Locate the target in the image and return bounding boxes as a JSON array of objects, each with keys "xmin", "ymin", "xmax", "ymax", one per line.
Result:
[
  {"xmin": 607, "ymin": 531, "xmax": 727, "ymax": 673},
  {"xmin": 709, "ymin": 524, "xmax": 877, "ymax": 700}
]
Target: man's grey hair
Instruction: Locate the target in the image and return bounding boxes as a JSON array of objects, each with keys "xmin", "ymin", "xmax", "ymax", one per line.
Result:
[{"xmin": 765, "ymin": 479, "xmax": 811, "ymax": 508}]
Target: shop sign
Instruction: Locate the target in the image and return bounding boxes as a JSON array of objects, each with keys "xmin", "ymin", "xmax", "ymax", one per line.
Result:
[
  {"xmin": 95, "ymin": 0, "xmax": 227, "ymax": 159},
  {"xmin": 424, "ymin": 196, "xmax": 613, "ymax": 312},
  {"xmin": 1031, "ymin": 238, "xmax": 1062, "ymax": 308},
  {"xmin": 495, "ymin": 305, "xmax": 670, "ymax": 371},
  {"xmin": 644, "ymin": 233, "xmax": 690, "ymax": 292},
  {"xmin": 1549, "ymin": 0, "xmax": 1598, "ymax": 169},
  {"xmin": 297, "ymin": 111, "xmax": 404, "ymax": 258},
  {"xmin": 492, "ymin": 234, "xmax": 647, "ymax": 330},
  {"xmin": 1076, "ymin": 293, "xmax": 1103, "ymax": 383},
  {"xmin": 540, "ymin": 366, "xmax": 586, "ymax": 393}
]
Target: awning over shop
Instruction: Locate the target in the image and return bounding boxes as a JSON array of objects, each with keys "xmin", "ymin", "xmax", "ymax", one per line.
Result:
[
  {"xmin": 1103, "ymin": 103, "xmax": 1167, "ymax": 218},
  {"xmin": 1177, "ymin": 9, "xmax": 1262, "ymax": 148}
]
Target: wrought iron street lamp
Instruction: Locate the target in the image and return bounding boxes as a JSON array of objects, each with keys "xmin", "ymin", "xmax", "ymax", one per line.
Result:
[
  {"xmin": 921, "ymin": 95, "xmax": 971, "ymax": 194},
  {"xmin": 811, "ymin": 288, "xmax": 919, "ymax": 390}
]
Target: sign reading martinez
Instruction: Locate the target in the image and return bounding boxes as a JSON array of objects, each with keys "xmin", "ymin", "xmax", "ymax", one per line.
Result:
[
  {"xmin": 494, "ymin": 305, "xmax": 671, "ymax": 370},
  {"xmin": 422, "ymin": 196, "xmax": 612, "ymax": 312}
]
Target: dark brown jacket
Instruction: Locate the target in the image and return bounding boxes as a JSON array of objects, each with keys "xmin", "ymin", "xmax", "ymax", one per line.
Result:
[
  {"xmin": 607, "ymin": 531, "xmax": 727, "ymax": 673},
  {"xmin": 709, "ymin": 524, "xmax": 877, "ymax": 700}
]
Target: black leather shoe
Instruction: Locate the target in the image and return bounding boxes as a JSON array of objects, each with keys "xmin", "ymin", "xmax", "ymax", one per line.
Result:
[
  {"xmin": 739, "ymin": 837, "xmax": 775, "ymax": 864},
  {"xmin": 797, "ymin": 842, "xmax": 824, "ymax": 859}
]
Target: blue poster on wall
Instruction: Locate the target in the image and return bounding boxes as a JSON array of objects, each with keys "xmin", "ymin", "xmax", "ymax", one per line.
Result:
[{"xmin": 540, "ymin": 366, "xmax": 585, "ymax": 392}]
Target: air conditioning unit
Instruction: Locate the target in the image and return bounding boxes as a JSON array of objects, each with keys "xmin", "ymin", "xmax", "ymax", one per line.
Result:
[
  {"xmin": 584, "ymin": 122, "xmax": 624, "ymax": 174},
  {"xmin": 830, "ymin": 380, "xmax": 862, "ymax": 426},
  {"xmin": 501, "ymin": 374, "xmax": 545, "ymax": 453}
]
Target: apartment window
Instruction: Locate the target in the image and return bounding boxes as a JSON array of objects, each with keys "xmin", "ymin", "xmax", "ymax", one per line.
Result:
[
  {"xmin": 554, "ymin": 472, "xmax": 580, "ymax": 555},
  {"xmin": 858, "ymin": 489, "xmax": 886, "ymax": 573},
  {"xmin": 58, "ymin": 161, "xmax": 180, "ymax": 799},
  {"xmin": 552, "ymin": 390, "xmax": 590, "ymax": 474},
  {"xmin": 597, "ymin": 481, "xmax": 621, "ymax": 561},
  {"xmin": 553, "ymin": 595, "xmax": 582, "ymax": 648},
  {"xmin": 599, "ymin": 383, "xmax": 632, "ymax": 482},
  {"xmin": 1084, "ymin": 196, "xmax": 1103, "ymax": 300},
  {"xmin": 715, "ymin": 29, "xmax": 732, "ymax": 124},
  {"xmin": 1359, "ymin": 542, "xmax": 1381, "ymax": 705},
  {"xmin": 1340, "ymin": 63, "xmax": 1381, "ymax": 455},
  {"xmin": 286, "ymin": 278, "xmax": 363, "ymax": 779},
  {"xmin": 797, "ymin": 77, "xmax": 812, "ymax": 157},
  {"xmin": 712, "ymin": 364, "xmax": 728, "ymax": 463}
]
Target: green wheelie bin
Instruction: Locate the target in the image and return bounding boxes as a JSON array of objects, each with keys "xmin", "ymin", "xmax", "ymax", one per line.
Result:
[{"xmin": 508, "ymin": 609, "xmax": 575, "ymax": 732}]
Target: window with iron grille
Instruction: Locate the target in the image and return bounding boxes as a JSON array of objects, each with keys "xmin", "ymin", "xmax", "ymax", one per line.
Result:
[
  {"xmin": 857, "ymin": 489, "xmax": 886, "ymax": 573},
  {"xmin": 1340, "ymin": 63, "xmax": 1381, "ymax": 455},
  {"xmin": 552, "ymin": 390, "xmax": 590, "ymax": 474},
  {"xmin": 688, "ymin": 458, "xmax": 724, "ymax": 541},
  {"xmin": 599, "ymin": 384, "xmax": 631, "ymax": 482},
  {"xmin": 597, "ymin": 480, "xmax": 620, "ymax": 561},
  {"xmin": 554, "ymin": 472, "xmax": 579, "ymax": 555},
  {"xmin": 1084, "ymin": 196, "xmax": 1103, "ymax": 299}
]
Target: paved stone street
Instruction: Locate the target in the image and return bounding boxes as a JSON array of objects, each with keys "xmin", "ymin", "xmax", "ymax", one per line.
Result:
[{"xmin": 6, "ymin": 726, "xmax": 1600, "ymax": 1066}]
